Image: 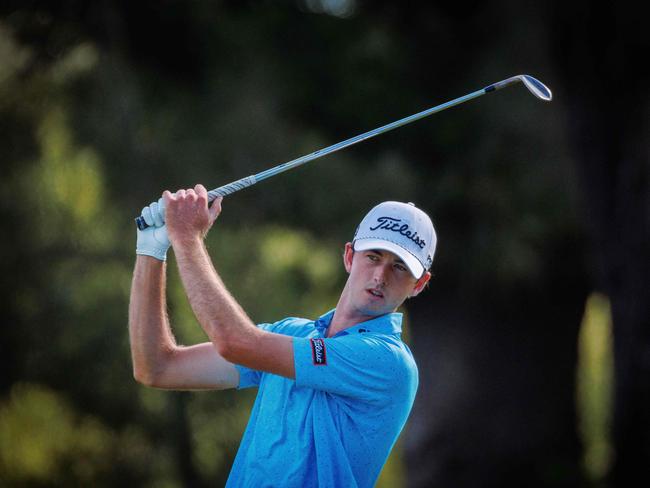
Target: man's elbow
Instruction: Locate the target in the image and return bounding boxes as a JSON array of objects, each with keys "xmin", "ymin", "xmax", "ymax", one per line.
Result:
[
  {"xmin": 214, "ymin": 339, "xmax": 235, "ymax": 364},
  {"xmin": 214, "ymin": 330, "xmax": 250, "ymax": 365},
  {"xmin": 214, "ymin": 328, "xmax": 261, "ymax": 368},
  {"xmin": 133, "ymin": 367, "xmax": 157, "ymax": 387},
  {"xmin": 132, "ymin": 353, "xmax": 172, "ymax": 388}
]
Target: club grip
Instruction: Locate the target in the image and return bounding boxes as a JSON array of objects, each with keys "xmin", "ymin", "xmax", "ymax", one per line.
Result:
[
  {"xmin": 134, "ymin": 175, "xmax": 257, "ymax": 230},
  {"xmin": 135, "ymin": 215, "xmax": 149, "ymax": 230},
  {"xmin": 207, "ymin": 175, "xmax": 257, "ymax": 200}
]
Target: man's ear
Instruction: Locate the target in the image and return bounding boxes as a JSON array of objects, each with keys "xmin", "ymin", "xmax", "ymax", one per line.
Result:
[
  {"xmin": 410, "ymin": 271, "xmax": 431, "ymax": 297},
  {"xmin": 343, "ymin": 242, "xmax": 354, "ymax": 273}
]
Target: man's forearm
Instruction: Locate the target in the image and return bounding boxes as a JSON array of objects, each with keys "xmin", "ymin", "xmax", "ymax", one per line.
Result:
[
  {"xmin": 172, "ymin": 238, "xmax": 258, "ymax": 357},
  {"xmin": 128, "ymin": 256, "xmax": 177, "ymax": 384},
  {"xmin": 160, "ymin": 187, "xmax": 294, "ymax": 378}
]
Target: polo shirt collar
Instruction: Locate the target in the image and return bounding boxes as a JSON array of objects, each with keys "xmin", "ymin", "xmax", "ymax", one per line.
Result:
[{"xmin": 314, "ymin": 309, "xmax": 403, "ymax": 337}]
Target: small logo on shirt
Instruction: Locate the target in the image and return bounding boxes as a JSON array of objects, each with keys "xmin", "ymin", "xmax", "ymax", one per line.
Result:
[{"xmin": 310, "ymin": 338, "xmax": 327, "ymax": 365}]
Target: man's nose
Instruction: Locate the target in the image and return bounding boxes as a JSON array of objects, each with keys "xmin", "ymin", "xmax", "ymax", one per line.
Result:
[{"xmin": 373, "ymin": 265, "xmax": 389, "ymax": 285}]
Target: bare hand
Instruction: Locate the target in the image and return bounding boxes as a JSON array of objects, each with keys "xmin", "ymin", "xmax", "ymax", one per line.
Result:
[{"xmin": 163, "ymin": 184, "xmax": 222, "ymax": 246}]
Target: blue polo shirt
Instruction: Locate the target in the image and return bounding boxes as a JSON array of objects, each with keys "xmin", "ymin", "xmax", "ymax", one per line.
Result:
[{"xmin": 227, "ymin": 310, "xmax": 419, "ymax": 488}]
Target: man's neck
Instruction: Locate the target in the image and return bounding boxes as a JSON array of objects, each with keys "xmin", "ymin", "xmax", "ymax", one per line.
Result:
[
  {"xmin": 327, "ymin": 310, "xmax": 368, "ymax": 338},
  {"xmin": 327, "ymin": 289, "xmax": 389, "ymax": 338}
]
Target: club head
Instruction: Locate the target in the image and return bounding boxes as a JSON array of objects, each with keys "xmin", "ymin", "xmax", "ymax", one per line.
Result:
[{"xmin": 520, "ymin": 75, "xmax": 552, "ymax": 101}]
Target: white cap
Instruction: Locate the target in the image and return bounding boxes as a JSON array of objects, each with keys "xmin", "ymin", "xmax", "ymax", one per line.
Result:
[{"xmin": 353, "ymin": 201, "xmax": 437, "ymax": 279}]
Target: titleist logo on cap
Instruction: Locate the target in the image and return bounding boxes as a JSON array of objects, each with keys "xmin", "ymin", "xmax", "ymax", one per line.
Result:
[{"xmin": 369, "ymin": 216, "xmax": 426, "ymax": 249}]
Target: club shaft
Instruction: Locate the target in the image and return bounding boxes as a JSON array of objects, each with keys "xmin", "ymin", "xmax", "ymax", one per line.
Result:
[
  {"xmin": 206, "ymin": 89, "xmax": 486, "ymax": 202},
  {"xmin": 136, "ymin": 74, "xmax": 551, "ymax": 230}
]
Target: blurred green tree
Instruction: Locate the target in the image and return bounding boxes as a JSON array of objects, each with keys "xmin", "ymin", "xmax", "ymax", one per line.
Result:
[{"xmin": 1, "ymin": 1, "xmax": 646, "ymax": 487}]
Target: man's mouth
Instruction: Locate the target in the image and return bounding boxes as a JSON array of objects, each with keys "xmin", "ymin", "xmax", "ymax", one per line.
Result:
[{"xmin": 367, "ymin": 288, "xmax": 384, "ymax": 298}]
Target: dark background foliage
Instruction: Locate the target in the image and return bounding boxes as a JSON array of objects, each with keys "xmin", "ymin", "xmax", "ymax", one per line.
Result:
[{"xmin": 1, "ymin": 1, "xmax": 647, "ymax": 486}]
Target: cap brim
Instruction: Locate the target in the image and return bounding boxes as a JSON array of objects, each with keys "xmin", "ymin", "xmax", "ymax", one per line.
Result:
[{"xmin": 353, "ymin": 239, "xmax": 425, "ymax": 279}]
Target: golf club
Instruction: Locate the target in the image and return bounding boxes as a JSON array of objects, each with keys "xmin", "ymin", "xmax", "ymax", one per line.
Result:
[{"xmin": 136, "ymin": 74, "xmax": 552, "ymax": 230}]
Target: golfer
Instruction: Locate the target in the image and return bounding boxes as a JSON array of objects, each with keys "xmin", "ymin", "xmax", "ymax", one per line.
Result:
[{"xmin": 129, "ymin": 184, "xmax": 437, "ymax": 487}]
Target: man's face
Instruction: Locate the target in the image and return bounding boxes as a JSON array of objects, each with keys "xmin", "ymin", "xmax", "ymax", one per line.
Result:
[{"xmin": 342, "ymin": 242, "xmax": 430, "ymax": 318}]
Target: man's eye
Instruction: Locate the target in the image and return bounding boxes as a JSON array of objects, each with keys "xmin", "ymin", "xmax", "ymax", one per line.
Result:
[
  {"xmin": 395, "ymin": 264, "xmax": 407, "ymax": 272},
  {"xmin": 367, "ymin": 254, "xmax": 379, "ymax": 261}
]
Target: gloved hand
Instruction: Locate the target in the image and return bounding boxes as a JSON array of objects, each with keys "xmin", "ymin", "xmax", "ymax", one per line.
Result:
[{"xmin": 136, "ymin": 198, "xmax": 170, "ymax": 261}]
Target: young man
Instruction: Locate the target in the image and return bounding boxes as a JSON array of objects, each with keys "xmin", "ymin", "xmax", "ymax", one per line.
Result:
[{"xmin": 129, "ymin": 184, "xmax": 437, "ymax": 487}]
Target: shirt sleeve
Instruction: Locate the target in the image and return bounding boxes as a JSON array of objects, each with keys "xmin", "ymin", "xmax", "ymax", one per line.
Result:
[{"xmin": 293, "ymin": 334, "xmax": 412, "ymax": 402}]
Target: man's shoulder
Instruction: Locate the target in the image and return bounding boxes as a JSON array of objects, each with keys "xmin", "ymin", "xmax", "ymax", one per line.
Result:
[
  {"xmin": 361, "ymin": 332, "xmax": 415, "ymax": 358},
  {"xmin": 261, "ymin": 316, "xmax": 315, "ymax": 337},
  {"xmin": 350, "ymin": 332, "xmax": 419, "ymax": 378}
]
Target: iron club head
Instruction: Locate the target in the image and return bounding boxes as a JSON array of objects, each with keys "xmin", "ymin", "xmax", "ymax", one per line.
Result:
[
  {"xmin": 485, "ymin": 74, "xmax": 553, "ymax": 101},
  {"xmin": 520, "ymin": 75, "xmax": 553, "ymax": 101}
]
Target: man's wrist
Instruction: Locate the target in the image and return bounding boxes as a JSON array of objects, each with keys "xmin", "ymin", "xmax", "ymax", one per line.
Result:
[
  {"xmin": 136, "ymin": 247, "xmax": 168, "ymax": 261},
  {"xmin": 135, "ymin": 253, "xmax": 167, "ymax": 266},
  {"xmin": 170, "ymin": 235, "xmax": 206, "ymax": 256}
]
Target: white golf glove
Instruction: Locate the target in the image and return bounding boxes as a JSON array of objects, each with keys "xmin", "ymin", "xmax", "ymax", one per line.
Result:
[{"xmin": 136, "ymin": 198, "xmax": 170, "ymax": 261}]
